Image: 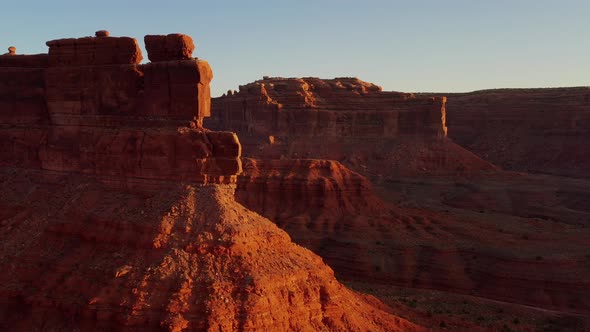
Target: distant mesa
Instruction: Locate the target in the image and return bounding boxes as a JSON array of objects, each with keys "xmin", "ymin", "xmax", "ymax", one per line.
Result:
[{"xmin": 208, "ymin": 76, "xmax": 497, "ymax": 180}]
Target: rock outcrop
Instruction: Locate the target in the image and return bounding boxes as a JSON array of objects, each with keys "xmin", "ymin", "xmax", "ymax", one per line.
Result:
[
  {"xmin": 0, "ymin": 33, "xmax": 425, "ymax": 331},
  {"xmin": 46, "ymin": 35, "xmax": 143, "ymax": 66},
  {"xmin": 428, "ymin": 87, "xmax": 590, "ymax": 178},
  {"xmin": 237, "ymin": 158, "xmax": 386, "ymax": 221},
  {"xmin": 144, "ymin": 34, "xmax": 195, "ymax": 62},
  {"xmin": 209, "ymin": 78, "xmax": 590, "ymax": 316},
  {"xmin": 0, "ymin": 32, "xmax": 232, "ymax": 186},
  {"xmin": 208, "ymin": 77, "xmax": 496, "ymax": 180},
  {"xmin": 4, "ymin": 46, "xmax": 16, "ymax": 55},
  {"xmin": 0, "ymin": 171, "xmax": 424, "ymax": 331}
]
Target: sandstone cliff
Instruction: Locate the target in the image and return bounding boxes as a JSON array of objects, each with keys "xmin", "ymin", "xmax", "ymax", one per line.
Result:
[
  {"xmin": 0, "ymin": 33, "xmax": 423, "ymax": 331},
  {"xmin": 208, "ymin": 77, "xmax": 496, "ymax": 179},
  {"xmin": 427, "ymin": 87, "xmax": 590, "ymax": 178},
  {"xmin": 236, "ymin": 158, "xmax": 386, "ymax": 220},
  {"xmin": 0, "ymin": 32, "xmax": 236, "ymax": 186},
  {"xmin": 210, "ymin": 77, "xmax": 447, "ymax": 138}
]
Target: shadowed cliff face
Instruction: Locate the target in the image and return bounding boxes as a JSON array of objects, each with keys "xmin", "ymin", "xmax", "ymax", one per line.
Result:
[
  {"xmin": 0, "ymin": 33, "xmax": 425, "ymax": 331},
  {"xmin": 208, "ymin": 77, "xmax": 497, "ymax": 180},
  {"xmin": 207, "ymin": 77, "xmax": 590, "ymax": 320},
  {"xmin": 210, "ymin": 77, "xmax": 447, "ymax": 139},
  {"xmin": 425, "ymin": 87, "xmax": 590, "ymax": 178},
  {"xmin": 233, "ymin": 156, "xmax": 590, "ymax": 318}
]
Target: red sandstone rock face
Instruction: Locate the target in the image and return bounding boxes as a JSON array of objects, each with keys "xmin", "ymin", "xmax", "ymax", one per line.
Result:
[
  {"xmin": 145, "ymin": 34, "xmax": 195, "ymax": 62},
  {"xmin": 46, "ymin": 35, "xmax": 143, "ymax": 66},
  {"xmin": 0, "ymin": 33, "xmax": 433, "ymax": 331},
  {"xmin": 429, "ymin": 88, "xmax": 590, "ymax": 178},
  {"xmin": 237, "ymin": 158, "xmax": 386, "ymax": 219},
  {"xmin": 207, "ymin": 76, "xmax": 590, "ymax": 317},
  {"xmin": 208, "ymin": 77, "xmax": 496, "ymax": 180},
  {"xmin": 0, "ymin": 33, "xmax": 220, "ymax": 184},
  {"xmin": 210, "ymin": 77, "xmax": 447, "ymax": 138},
  {"xmin": 0, "ymin": 54, "xmax": 49, "ymax": 68},
  {"xmin": 0, "ymin": 172, "xmax": 425, "ymax": 331}
]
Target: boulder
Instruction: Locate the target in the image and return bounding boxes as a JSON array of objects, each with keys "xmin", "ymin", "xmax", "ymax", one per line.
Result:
[{"xmin": 144, "ymin": 33, "xmax": 195, "ymax": 62}]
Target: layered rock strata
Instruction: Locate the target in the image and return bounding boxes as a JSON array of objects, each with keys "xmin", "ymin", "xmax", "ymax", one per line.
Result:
[
  {"xmin": 237, "ymin": 158, "xmax": 386, "ymax": 220},
  {"xmin": 208, "ymin": 77, "xmax": 496, "ymax": 179},
  {"xmin": 0, "ymin": 33, "xmax": 231, "ymax": 185},
  {"xmin": 210, "ymin": 77, "xmax": 447, "ymax": 139}
]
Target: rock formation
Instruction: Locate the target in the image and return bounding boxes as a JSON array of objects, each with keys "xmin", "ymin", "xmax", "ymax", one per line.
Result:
[
  {"xmin": 0, "ymin": 171, "xmax": 427, "ymax": 331},
  {"xmin": 4, "ymin": 46, "xmax": 16, "ymax": 55},
  {"xmin": 210, "ymin": 77, "xmax": 447, "ymax": 139},
  {"xmin": 210, "ymin": 77, "xmax": 590, "ymax": 318},
  {"xmin": 208, "ymin": 77, "xmax": 496, "ymax": 180},
  {"xmin": 144, "ymin": 34, "xmax": 195, "ymax": 62},
  {"xmin": 426, "ymin": 88, "xmax": 590, "ymax": 178},
  {"xmin": 0, "ymin": 32, "xmax": 425, "ymax": 331},
  {"xmin": 95, "ymin": 30, "xmax": 110, "ymax": 37},
  {"xmin": 0, "ymin": 32, "xmax": 232, "ymax": 185},
  {"xmin": 237, "ymin": 158, "xmax": 387, "ymax": 221}
]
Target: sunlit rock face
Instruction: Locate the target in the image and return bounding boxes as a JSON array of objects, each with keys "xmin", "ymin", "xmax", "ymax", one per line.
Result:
[
  {"xmin": 0, "ymin": 32, "xmax": 238, "ymax": 186},
  {"xmin": 0, "ymin": 33, "xmax": 425, "ymax": 331}
]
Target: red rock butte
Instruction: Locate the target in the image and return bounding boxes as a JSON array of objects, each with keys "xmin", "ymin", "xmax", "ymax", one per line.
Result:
[
  {"xmin": 0, "ymin": 31, "xmax": 239, "ymax": 186},
  {"xmin": 0, "ymin": 32, "xmax": 426, "ymax": 331}
]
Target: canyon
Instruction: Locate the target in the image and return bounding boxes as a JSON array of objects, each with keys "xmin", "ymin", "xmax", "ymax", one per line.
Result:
[{"xmin": 210, "ymin": 77, "xmax": 590, "ymax": 330}]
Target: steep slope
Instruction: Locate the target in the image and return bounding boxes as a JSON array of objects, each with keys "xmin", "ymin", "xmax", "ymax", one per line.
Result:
[{"xmin": 0, "ymin": 171, "xmax": 423, "ymax": 331}]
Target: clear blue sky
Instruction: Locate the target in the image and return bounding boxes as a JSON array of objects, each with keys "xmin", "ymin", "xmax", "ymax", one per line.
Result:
[{"xmin": 3, "ymin": 0, "xmax": 589, "ymax": 96}]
